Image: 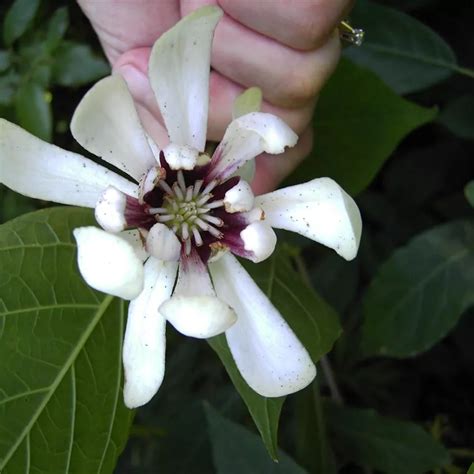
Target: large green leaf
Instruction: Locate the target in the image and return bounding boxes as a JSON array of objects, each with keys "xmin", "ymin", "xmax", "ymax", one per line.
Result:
[
  {"xmin": 439, "ymin": 95, "xmax": 474, "ymax": 141},
  {"xmin": 204, "ymin": 403, "xmax": 307, "ymax": 473},
  {"xmin": 208, "ymin": 247, "xmax": 341, "ymax": 459},
  {"xmin": 361, "ymin": 220, "xmax": 474, "ymax": 358},
  {"xmin": 15, "ymin": 82, "xmax": 52, "ymax": 142},
  {"xmin": 289, "ymin": 58, "xmax": 436, "ymax": 196},
  {"xmin": 207, "ymin": 335, "xmax": 284, "ymax": 461},
  {"xmin": 345, "ymin": 0, "xmax": 459, "ymax": 94},
  {"xmin": 52, "ymin": 42, "xmax": 110, "ymax": 87},
  {"xmin": 0, "ymin": 207, "xmax": 133, "ymax": 473},
  {"xmin": 3, "ymin": 0, "xmax": 40, "ymax": 46},
  {"xmin": 325, "ymin": 403, "xmax": 450, "ymax": 474}
]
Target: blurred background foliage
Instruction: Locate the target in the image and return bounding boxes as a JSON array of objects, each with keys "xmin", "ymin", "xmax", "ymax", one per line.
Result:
[{"xmin": 0, "ymin": 0, "xmax": 473, "ymax": 473}]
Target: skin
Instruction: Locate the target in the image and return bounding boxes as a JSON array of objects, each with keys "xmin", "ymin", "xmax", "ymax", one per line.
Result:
[{"xmin": 77, "ymin": 0, "xmax": 354, "ymax": 194}]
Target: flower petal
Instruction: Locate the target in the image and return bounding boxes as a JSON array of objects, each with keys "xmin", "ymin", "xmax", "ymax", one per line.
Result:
[
  {"xmin": 120, "ymin": 229, "xmax": 148, "ymax": 262},
  {"xmin": 73, "ymin": 226, "xmax": 144, "ymax": 300},
  {"xmin": 146, "ymin": 223, "xmax": 181, "ymax": 261},
  {"xmin": 149, "ymin": 6, "xmax": 222, "ymax": 151},
  {"xmin": 123, "ymin": 257, "xmax": 178, "ymax": 408},
  {"xmin": 207, "ymin": 112, "xmax": 298, "ymax": 181},
  {"xmin": 0, "ymin": 119, "xmax": 137, "ymax": 207},
  {"xmin": 160, "ymin": 250, "xmax": 236, "ymax": 338},
  {"xmin": 209, "ymin": 254, "xmax": 316, "ymax": 397},
  {"xmin": 224, "ymin": 180, "xmax": 254, "ymax": 213},
  {"xmin": 240, "ymin": 221, "xmax": 276, "ymax": 263},
  {"xmin": 256, "ymin": 178, "xmax": 362, "ymax": 261},
  {"xmin": 71, "ymin": 75, "xmax": 156, "ymax": 181}
]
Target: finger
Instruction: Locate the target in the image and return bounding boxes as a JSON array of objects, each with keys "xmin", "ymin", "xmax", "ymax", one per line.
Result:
[
  {"xmin": 252, "ymin": 126, "xmax": 314, "ymax": 195},
  {"xmin": 211, "ymin": 14, "xmax": 341, "ymax": 108},
  {"xmin": 77, "ymin": 0, "xmax": 180, "ymax": 63},
  {"xmin": 216, "ymin": 0, "xmax": 354, "ymax": 50},
  {"xmin": 114, "ymin": 48, "xmax": 315, "ymax": 140}
]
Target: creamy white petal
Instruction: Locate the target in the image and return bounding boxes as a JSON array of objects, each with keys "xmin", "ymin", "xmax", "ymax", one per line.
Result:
[
  {"xmin": 123, "ymin": 257, "xmax": 178, "ymax": 408},
  {"xmin": 163, "ymin": 143, "xmax": 199, "ymax": 170},
  {"xmin": 256, "ymin": 178, "xmax": 362, "ymax": 261},
  {"xmin": 71, "ymin": 75, "xmax": 156, "ymax": 181},
  {"xmin": 146, "ymin": 223, "xmax": 181, "ymax": 261},
  {"xmin": 240, "ymin": 221, "xmax": 276, "ymax": 263},
  {"xmin": 160, "ymin": 251, "xmax": 236, "ymax": 338},
  {"xmin": 149, "ymin": 6, "xmax": 222, "ymax": 151},
  {"xmin": 95, "ymin": 186, "xmax": 127, "ymax": 233},
  {"xmin": 224, "ymin": 180, "xmax": 254, "ymax": 213},
  {"xmin": 0, "ymin": 119, "xmax": 137, "ymax": 207},
  {"xmin": 120, "ymin": 229, "xmax": 148, "ymax": 262},
  {"xmin": 74, "ymin": 226, "xmax": 144, "ymax": 300},
  {"xmin": 210, "ymin": 254, "xmax": 316, "ymax": 397},
  {"xmin": 208, "ymin": 112, "xmax": 298, "ymax": 181}
]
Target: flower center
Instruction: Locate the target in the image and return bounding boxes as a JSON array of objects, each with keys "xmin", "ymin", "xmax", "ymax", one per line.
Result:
[{"xmin": 148, "ymin": 170, "xmax": 226, "ymax": 255}]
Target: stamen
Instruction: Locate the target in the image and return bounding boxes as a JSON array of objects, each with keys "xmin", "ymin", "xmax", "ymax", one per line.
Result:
[
  {"xmin": 196, "ymin": 194, "xmax": 212, "ymax": 206},
  {"xmin": 185, "ymin": 238, "xmax": 192, "ymax": 255},
  {"xmin": 182, "ymin": 222, "xmax": 189, "ymax": 240},
  {"xmin": 193, "ymin": 180, "xmax": 203, "ymax": 197},
  {"xmin": 192, "ymin": 227, "xmax": 203, "ymax": 246},
  {"xmin": 205, "ymin": 199, "xmax": 224, "ymax": 210},
  {"xmin": 158, "ymin": 215, "xmax": 174, "ymax": 223},
  {"xmin": 194, "ymin": 217, "xmax": 210, "ymax": 231},
  {"xmin": 185, "ymin": 186, "xmax": 193, "ymax": 202},
  {"xmin": 177, "ymin": 170, "xmax": 186, "ymax": 192},
  {"xmin": 207, "ymin": 225, "xmax": 223, "ymax": 238},
  {"xmin": 148, "ymin": 207, "xmax": 167, "ymax": 215},
  {"xmin": 202, "ymin": 179, "xmax": 218, "ymax": 195},
  {"xmin": 201, "ymin": 214, "xmax": 224, "ymax": 227},
  {"xmin": 173, "ymin": 183, "xmax": 184, "ymax": 201},
  {"xmin": 159, "ymin": 180, "xmax": 173, "ymax": 195}
]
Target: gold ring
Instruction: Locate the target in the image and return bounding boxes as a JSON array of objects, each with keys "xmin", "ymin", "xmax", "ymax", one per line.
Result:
[{"xmin": 339, "ymin": 20, "xmax": 364, "ymax": 46}]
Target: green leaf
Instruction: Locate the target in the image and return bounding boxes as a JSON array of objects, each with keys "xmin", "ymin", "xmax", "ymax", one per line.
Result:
[
  {"xmin": 204, "ymin": 402, "xmax": 307, "ymax": 473},
  {"xmin": 0, "ymin": 72, "xmax": 18, "ymax": 106},
  {"xmin": 439, "ymin": 95, "xmax": 474, "ymax": 141},
  {"xmin": 14, "ymin": 82, "xmax": 52, "ymax": 142},
  {"xmin": 208, "ymin": 247, "xmax": 341, "ymax": 459},
  {"xmin": 3, "ymin": 0, "xmax": 41, "ymax": 46},
  {"xmin": 52, "ymin": 41, "xmax": 110, "ymax": 87},
  {"xmin": 325, "ymin": 403, "xmax": 450, "ymax": 474},
  {"xmin": 294, "ymin": 380, "xmax": 336, "ymax": 474},
  {"xmin": 345, "ymin": 0, "xmax": 458, "ymax": 94},
  {"xmin": 232, "ymin": 87, "xmax": 262, "ymax": 118},
  {"xmin": 46, "ymin": 7, "xmax": 69, "ymax": 50},
  {"xmin": 361, "ymin": 220, "xmax": 474, "ymax": 358},
  {"xmin": 465, "ymin": 181, "xmax": 474, "ymax": 208},
  {"xmin": 0, "ymin": 50, "xmax": 11, "ymax": 73},
  {"xmin": 468, "ymin": 462, "xmax": 474, "ymax": 474},
  {"xmin": 288, "ymin": 58, "xmax": 436, "ymax": 195},
  {"xmin": 0, "ymin": 207, "xmax": 133, "ymax": 473},
  {"xmin": 207, "ymin": 335, "xmax": 284, "ymax": 461}
]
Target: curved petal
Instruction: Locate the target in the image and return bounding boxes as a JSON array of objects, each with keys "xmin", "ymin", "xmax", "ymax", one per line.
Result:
[
  {"xmin": 209, "ymin": 254, "xmax": 316, "ymax": 397},
  {"xmin": 207, "ymin": 112, "xmax": 298, "ymax": 182},
  {"xmin": 123, "ymin": 257, "xmax": 178, "ymax": 408},
  {"xmin": 240, "ymin": 221, "xmax": 276, "ymax": 263},
  {"xmin": 160, "ymin": 249, "xmax": 236, "ymax": 338},
  {"xmin": 146, "ymin": 223, "xmax": 181, "ymax": 261},
  {"xmin": 119, "ymin": 229, "xmax": 148, "ymax": 262},
  {"xmin": 256, "ymin": 178, "xmax": 362, "ymax": 261},
  {"xmin": 0, "ymin": 119, "xmax": 137, "ymax": 207},
  {"xmin": 149, "ymin": 6, "xmax": 223, "ymax": 151},
  {"xmin": 71, "ymin": 75, "xmax": 156, "ymax": 181},
  {"xmin": 73, "ymin": 226, "xmax": 144, "ymax": 300}
]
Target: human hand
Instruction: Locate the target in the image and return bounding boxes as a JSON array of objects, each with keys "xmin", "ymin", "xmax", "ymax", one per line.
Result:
[{"xmin": 77, "ymin": 0, "xmax": 353, "ymax": 193}]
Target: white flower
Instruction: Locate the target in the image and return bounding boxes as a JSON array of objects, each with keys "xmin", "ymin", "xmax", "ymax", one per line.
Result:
[{"xmin": 0, "ymin": 6, "xmax": 362, "ymax": 408}]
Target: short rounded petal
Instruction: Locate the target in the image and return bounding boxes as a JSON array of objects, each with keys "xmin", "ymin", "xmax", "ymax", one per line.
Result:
[
  {"xmin": 119, "ymin": 229, "xmax": 148, "ymax": 262},
  {"xmin": 73, "ymin": 226, "xmax": 144, "ymax": 300},
  {"xmin": 95, "ymin": 186, "xmax": 127, "ymax": 232},
  {"xmin": 163, "ymin": 143, "xmax": 199, "ymax": 170},
  {"xmin": 240, "ymin": 221, "xmax": 277, "ymax": 263},
  {"xmin": 149, "ymin": 6, "xmax": 223, "ymax": 151},
  {"xmin": 146, "ymin": 223, "xmax": 181, "ymax": 261},
  {"xmin": 71, "ymin": 75, "xmax": 156, "ymax": 181},
  {"xmin": 0, "ymin": 119, "xmax": 137, "ymax": 208},
  {"xmin": 123, "ymin": 257, "xmax": 178, "ymax": 408},
  {"xmin": 208, "ymin": 112, "xmax": 298, "ymax": 181},
  {"xmin": 209, "ymin": 254, "xmax": 316, "ymax": 397},
  {"xmin": 160, "ymin": 249, "xmax": 236, "ymax": 338},
  {"xmin": 161, "ymin": 295, "xmax": 236, "ymax": 338},
  {"xmin": 256, "ymin": 178, "xmax": 362, "ymax": 261},
  {"xmin": 224, "ymin": 180, "xmax": 254, "ymax": 213}
]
